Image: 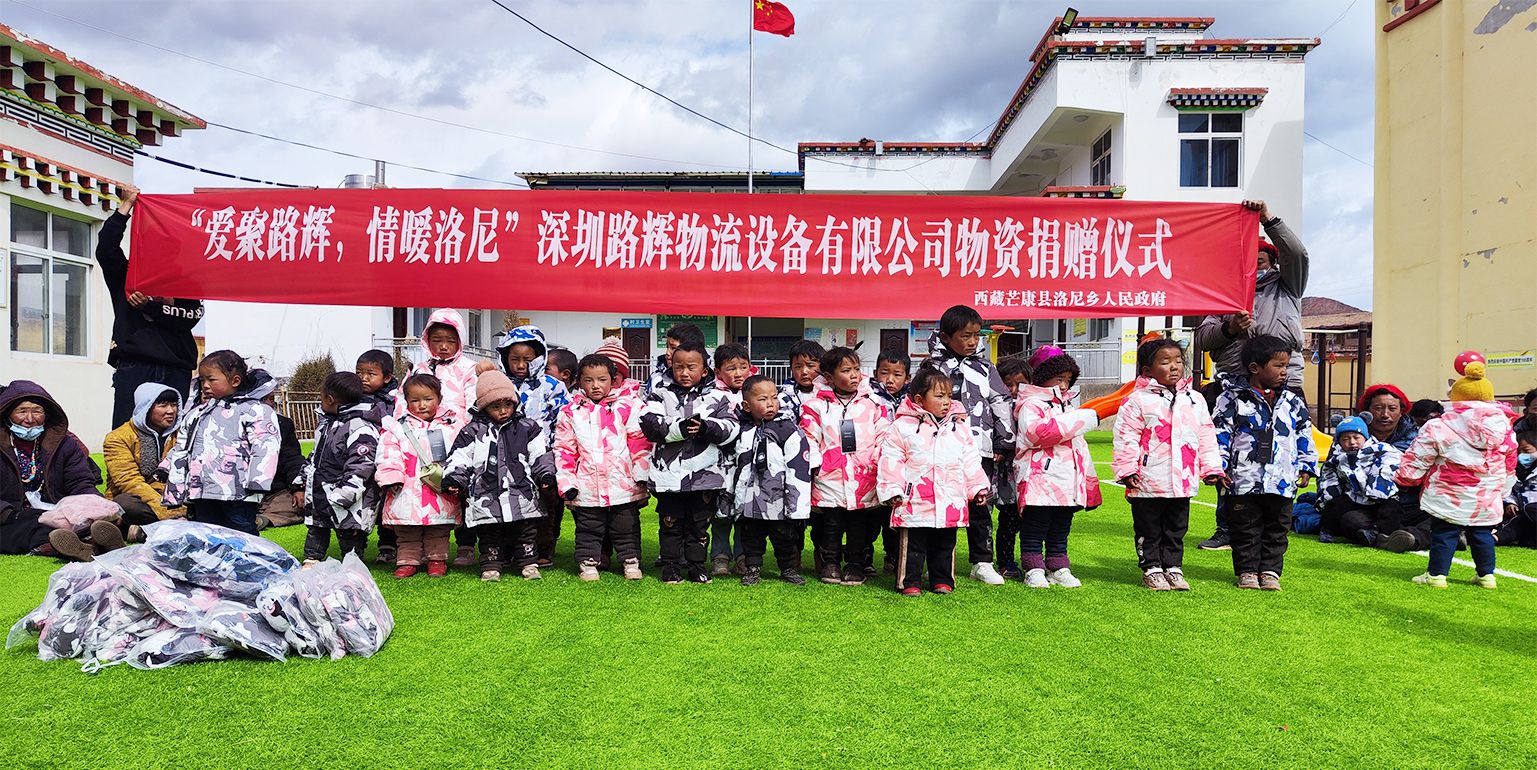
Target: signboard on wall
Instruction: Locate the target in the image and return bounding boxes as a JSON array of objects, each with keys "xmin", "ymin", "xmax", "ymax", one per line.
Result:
[
  {"xmin": 621, "ymin": 318, "xmax": 653, "ymax": 329},
  {"xmin": 1073, "ymin": 318, "xmax": 1088, "ymax": 337},
  {"xmin": 1487, "ymin": 351, "xmax": 1535, "ymax": 369},
  {"xmin": 656, "ymin": 314, "xmax": 718, "ymax": 346}
]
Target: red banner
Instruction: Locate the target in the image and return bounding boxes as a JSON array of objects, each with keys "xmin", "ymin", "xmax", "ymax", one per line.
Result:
[{"xmin": 129, "ymin": 190, "xmax": 1258, "ymax": 320}]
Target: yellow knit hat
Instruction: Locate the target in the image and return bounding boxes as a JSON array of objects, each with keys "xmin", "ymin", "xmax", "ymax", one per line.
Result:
[{"xmin": 1450, "ymin": 360, "xmax": 1494, "ymax": 402}]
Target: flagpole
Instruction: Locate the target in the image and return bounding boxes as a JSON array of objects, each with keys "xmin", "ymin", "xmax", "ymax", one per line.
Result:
[{"xmin": 747, "ymin": 1, "xmax": 755, "ymax": 196}]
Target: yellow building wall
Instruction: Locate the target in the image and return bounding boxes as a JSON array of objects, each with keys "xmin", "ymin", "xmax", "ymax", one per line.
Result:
[{"xmin": 1374, "ymin": 1, "xmax": 1537, "ymax": 400}]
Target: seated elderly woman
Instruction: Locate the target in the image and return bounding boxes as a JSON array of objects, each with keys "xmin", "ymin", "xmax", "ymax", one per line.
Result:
[
  {"xmin": 0, "ymin": 381, "xmax": 108, "ymax": 561},
  {"xmin": 1350, "ymin": 384, "xmax": 1433, "ymax": 552}
]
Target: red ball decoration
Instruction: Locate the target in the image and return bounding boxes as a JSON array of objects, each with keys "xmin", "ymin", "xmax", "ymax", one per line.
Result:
[{"xmin": 1454, "ymin": 350, "xmax": 1486, "ymax": 375}]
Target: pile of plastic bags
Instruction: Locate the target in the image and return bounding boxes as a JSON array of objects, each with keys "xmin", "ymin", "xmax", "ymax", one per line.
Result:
[{"xmin": 6, "ymin": 520, "xmax": 392, "ymax": 672}]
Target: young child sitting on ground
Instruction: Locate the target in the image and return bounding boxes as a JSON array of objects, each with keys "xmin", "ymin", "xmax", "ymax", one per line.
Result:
[
  {"xmin": 1112, "ymin": 339, "xmax": 1224, "ymax": 591},
  {"xmin": 302, "ymin": 372, "xmax": 381, "ymax": 564},
  {"xmin": 1317, "ymin": 416, "xmax": 1406, "ymax": 549},
  {"xmin": 1212, "ymin": 335, "xmax": 1317, "ymax": 591},
  {"xmin": 1497, "ymin": 431, "xmax": 1537, "ymax": 547},
  {"xmin": 1397, "ymin": 356, "xmax": 1516, "ymax": 588},
  {"xmin": 877, "ymin": 368, "xmax": 990, "ymax": 596},
  {"xmin": 732, "ymin": 375, "xmax": 812, "ymax": 586},
  {"xmin": 442, "ymin": 370, "xmax": 555, "ymax": 582},
  {"xmin": 554, "ymin": 355, "xmax": 651, "ymax": 581}
]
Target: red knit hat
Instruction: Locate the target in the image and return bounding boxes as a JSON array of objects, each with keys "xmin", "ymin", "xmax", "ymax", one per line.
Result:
[
  {"xmin": 594, "ymin": 337, "xmax": 631, "ymax": 380},
  {"xmin": 1258, "ymin": 239, "xmax": 1278, "ymax": 257},
  {"xmin": 1357, "ymin": 383, "xmax": 1409, "ymax": 413}
]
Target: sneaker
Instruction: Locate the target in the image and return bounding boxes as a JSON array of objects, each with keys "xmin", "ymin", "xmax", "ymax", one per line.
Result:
[
  {"xmin": 375, "ymin": 546, "xmax": 397, "ymax": 565},
  {"xmin": 302, "ymin": 558, "xmax": 321, "ymax": 568},
  {"xmin": 780, "ymin": 568, "xmax": 807, "ymax": 585},
  {"xmin": 740, "ymin": 567, "xmax": 762, "ymax": 586},
  {"xmin": 1317, "ymin": 531, "xmax": 1337, "ymax": 544},
  {"xmin": 1235, "ymin": 572, "xmax": 1261, "ymax": 589},
  {"xmin": 1357, "ymin": 529, "xmax": 1378, "ymax": 548},
  {"xmin": 579, "ymin": 563, "xmax": 601, "ymax": 582},
  {"xmin": 687, "ymin": 567, "xmax": 712, "ymax": 584},
  {"xmin": 1024, "ymin": 568, "xmax": 1050, "ymax": 589},
  {"xmin": 1198, "ymin": 530, "xmax": 1232, "ymax": 551},
  {"xmin": 521, "ymin": 564, "xmax": 542, "ymax": 580},
  {"xmin": 661, "ymin": 566, "xmax": 683, "ymax": 584},
  {"xmin": 1165, "ymin": 570, "xmax": 1191, "ymax": 591},
  {"xmin": 1000, "ymin": 562, "xmax": 1023, "ymax": 580},
  {"xmin": 932, "ymin": 583, "xmax": 954, "ymax": 594},
  {"xmin": 255, "ymin": 515, "xmax": 271, "ymax": 531},
  {"xmin": 452, "ymin": 546, "xmax": 476, "ymax": 568},
  {"xmin": 1047, "ymin": 567, "xmax": 1082, "ymax": 588},
  {"xmin": 1474, "ymin": 573, "xmax": 1498, "ymax": 589},
  {"xmin": 125, "ymin": 524, "xmax": 146, "ymax": 543},
  {"xmin": 427, "ymin": 560, "xmax": 449, "ymax": 578},
  {"xmin": 622, "ymin": 559, "xmax": 644, "ymax": 581},
  {"xmin": 1259, "ymin": 572, "xmax": 1282, "ymax": 591},
  {"xmin": 536, "ymin": 558, "xmax": 555, "ymax": 569},
  {"xmin": 393, "ymin": 565, "xmax": 419, "ymax": 578},
  {"xmin": 1142, "ymin": 570, "xmax": 1171, "ymax": 591},
  {"xmin": 734, "ymin": 555, "xmax": 749, "ymax": 576},
  {"xmin": 841, "ymin": 569, "xmax": 867, "ymax": 587},
  {"xmin": 819, "ymin": 563, "xmax": 843, "ymax": 585},
  {"xmin": 89, "ymin": 520, "xmax": 126, "ymax": 553},
  {"xmin": 1381, "ymin": 530, "xmax": 1418, "ymax": 553},
  {"xmin": 862, "ymin": 564, "xmax": 877, "ymax": 578},
  {"xmin": 711, "ymin": 555, "xmax": 732, "ymax": 576},
  {"xmin": 1412, "ymin": 572, "xmax": 1448, "ymax": 588},
  {"xmin": 900, "ymin": 585, "xmax": 922, "ymax": 597},
  {"xmin": 48, "ymin": 530, "xmax": 94, "ymax": 562},
  {"xmin": 970, "ymin": 562, "xmax": 1006, "ymax": 585},
  {"xmin": 480, "ymin": 569, "xmax": 502, "ymax": 582}
]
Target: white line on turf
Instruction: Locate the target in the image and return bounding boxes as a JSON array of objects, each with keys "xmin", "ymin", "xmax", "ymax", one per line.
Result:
[{"xmin": 1091, "ymin": 461, "xmax": 1537, "ymax": 583}]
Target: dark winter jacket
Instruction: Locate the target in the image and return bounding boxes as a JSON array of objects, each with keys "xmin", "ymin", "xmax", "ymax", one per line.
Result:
[
  {"xmin": 304, "ymin": 402, "xmax": 382, "ymax": 531},
  {"xmin": 0, "ymin": 381, "xmax": 103, "ymax": 525},
  {"xmin": 444, "ymin": 407, "xmax": 556, "ymax": 527},
  {"xmin": 639, "ymin": 377, "xmax": 741, "ymax": 493},
  {"xmin": 1212, "ymin": 374, "xmax": 1318, "ymax": 498},
  {"xmin": 1194, "ymin": 217, "xmax": 1309, "ymax": 388},
  {"xmin": 647, "ymin": 353, "xmax": 674, "ymax": 397},
  {"xmin": 95, "ymin": 211, "xmax": 204, "ymax": 371},
  {"xmin": 732, "ymin": 411, "xmax": 812, "ymax": 521},
  {"xmin": 274, "ymin": 414, "xmax": 305, "ymax": 493},
  {"xmin": 362, "ymin": 379, "xmax": 399, "ymax": 423},
  {"xmin": 921, "ymin": 332, "xmax": 1016, "ymax": 460}
]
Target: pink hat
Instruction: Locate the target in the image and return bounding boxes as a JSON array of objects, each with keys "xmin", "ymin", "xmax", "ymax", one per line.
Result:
[{"xmin": 595, "ymin": 337, "xmax": 631, "ymax": 380}]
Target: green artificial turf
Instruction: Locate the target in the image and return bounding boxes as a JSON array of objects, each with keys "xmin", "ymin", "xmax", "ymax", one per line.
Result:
[{"xmin": 9, "ymin": 433, "xmax": 1537, "ymax": 769}]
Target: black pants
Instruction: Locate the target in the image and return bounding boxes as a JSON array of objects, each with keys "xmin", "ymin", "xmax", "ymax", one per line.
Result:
[
  {"xmin": 1227, "ymin": 493, "xmax": 1292, "ymax": 575},
  {"xmin": 1212, "ymin": 486, "xmax": 1229, "ymax": 533},
  {"xmin": 995, "ymin": 503, "xmax": 1021, "ymax": 566},
  {"xmin": 454, "ymin": 524, "xmax": 476, "ymax": 550},
  {"xmin": 1498, "ymin": 504, "xmax": 1537, "ymax": 547},
  {"xmin": 814, "ymin": 506, "xmax": 886, "ymax": 573},
  {"xmin": 1322, "ymin": 497, "xmax": 1419, "ymax": 545},
  {"xmin": 1130, "ymin": 498, "xmax": 1191, "ymax": 571},
  {"xmin": 656, "ymin": 491, "xmax": 714, "ymax": 570},
  {"xmin": 1019, "ymin": 505, "xmax": 1077, "ymax": 572},
  {"xmin": 0, "ymin": 506, "xmax": 53, "ymax": 554},
  {"xmin": 573, "ymin": 503, "xmax": 642, "ymax": 566},
  {"xmin": 377, "ymin": 524, "xmax": 397, "ymax": 549},
  {"xmin": 739, "ymin": 518, "xmax": 803, "ymax": 571},
  {"xmin": 475, "ymin": 520, "xmax": 540, "ymax": 571},
  {"xmin": 966, "ymin": 458, "xmax": 997, "ymax": 563},
  {"xmin": 882, "ymin": 525, "xmax": 898, "ymax": 567},
  {"xmin": 808, "ymin": 509, "xmax": 828, "ymax": 568},
  {"xmin": 113, "ymin": 493, "xmax": 163, "ymax": 530},
  {"xmin": 895, "ymin": 527, "xmax": 957, "ymax": 590},
  {"xmin": 188, "ymin": 499, "xmax": 260, "ymax": 536},
  {"xmin": 535, "ymin": 487, "xmax": 564, "ymax": 562},
  {"xmin": 111, "ymin": 361, "xmax": 193, "ymax": 429},
  {"xmin": 303, "ymin": 525, "xmax": 368, "ymax": 561}
]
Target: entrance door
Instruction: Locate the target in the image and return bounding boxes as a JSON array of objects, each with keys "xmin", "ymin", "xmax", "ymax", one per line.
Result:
[
  {"xmin": 621, "ymin": 327, "xmax": 650, "ymax": 363},
  {"xmin": 879, "ymin": 328, "xmax": 907, "ymax": 355}
]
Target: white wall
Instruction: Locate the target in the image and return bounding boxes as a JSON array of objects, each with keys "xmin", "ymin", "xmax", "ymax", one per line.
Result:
[{"xmin": 202, "ymin": 302, "xmax": 384, "ymax": 376}]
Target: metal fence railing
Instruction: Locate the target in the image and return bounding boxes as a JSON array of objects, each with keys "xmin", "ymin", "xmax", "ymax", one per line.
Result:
[
  {"xmin": 279, "ymin": 390, "xmax": 323, "ymax": 439},
  {"xmin": 1059, "ymin": 341, "xmax": 1123, "ymax": 383}
]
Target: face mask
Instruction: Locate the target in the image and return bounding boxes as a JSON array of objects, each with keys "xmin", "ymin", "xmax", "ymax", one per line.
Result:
[
  {"xmin": 1255, "ymin": 269, "xmax": 1273, "ymax": 282},
  {"xmin": 9, "ymin": 423, "xmax": 43, "ymax": 441},
  {"xmin": 1520, "ymin": 453, "xmax": 1535, "ymax": 469}
]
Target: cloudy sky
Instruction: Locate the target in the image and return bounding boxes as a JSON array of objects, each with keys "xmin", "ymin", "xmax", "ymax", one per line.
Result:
[{"xmin": 6, "ymin": 0, "xmax": 1375, "ymax": 307}]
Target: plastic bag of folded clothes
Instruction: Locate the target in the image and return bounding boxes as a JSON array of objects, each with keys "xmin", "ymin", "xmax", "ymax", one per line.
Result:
[{"xmin": 6, "ymin": 520, "xmax": 393, "ymax": 672}]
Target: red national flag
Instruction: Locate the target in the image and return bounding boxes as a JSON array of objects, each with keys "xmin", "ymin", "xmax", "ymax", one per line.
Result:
[{"xmin": 752, "ymin": 0, "xmax": 795, "ymax": 36}]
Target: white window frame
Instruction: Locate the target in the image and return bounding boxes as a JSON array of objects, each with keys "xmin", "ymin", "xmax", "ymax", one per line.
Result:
[
  {"xmin": 9, "ymin": 202, "xmax": 94, "ymax": 359},
  {"xmin": 1178, "ymin": 112, "xmax": 1243, "ymax": 189},
  {"xmin": 1090, "ymin": 129, "xmax": 1112, "ymax": 186}
]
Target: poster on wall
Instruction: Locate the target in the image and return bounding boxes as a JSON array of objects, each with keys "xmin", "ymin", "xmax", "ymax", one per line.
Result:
[{"xmin": 656, "ymin": 314, "xmax": 718, "ymax": 346}]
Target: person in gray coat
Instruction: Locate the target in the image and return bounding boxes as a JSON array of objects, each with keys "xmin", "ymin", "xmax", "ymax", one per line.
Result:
[{"xmin": 1193, "ymin": 199, "xmax": 1310, "ymax": 551}]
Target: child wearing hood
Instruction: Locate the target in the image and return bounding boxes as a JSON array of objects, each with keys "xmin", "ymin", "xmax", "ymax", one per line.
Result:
[
  {"xmin": 102, "ymin": 382, "xmax": 183, "ymax": 541},
  {"xmin": 800, "ymin": 346, "xmax": 892, "ymax": 586},
  {"xmin": 1112, "ymin": 339, "xmax": 1224, "ymax": 591},
  {"xmin": 302, "ymin": 373, "xmax": 382, "ymax": 564},
  {"xmin": 443, "ymin": 370, "xmax": 556, "ymax": 582},
  {"xmin": 401, "ymin": 309, "xmax": 481, "ymax": 423},
  {"xmin": 1013, "ymin": 346, "xmax": 1102, "ymax": 589},
  {"xmin": 877, "ymin": 368, "xmax": 990, "ymax": 596},
  {"xmin": 1317, "ymin": 416, "xmax": 1406, "ymax": 549},
  {"xmin": 1397, "ymin": 356, "xmax": 1516, "ymax": 588},
  {"xmin": 639, "ymin": 338, "xmax": 741, "ymax": 584},
  {"xmin": 706, "ymin": 343, "xmax": 753, "ymax": 576},
  {"xmin": 162, "ymin": 351, "xmax": 281, "ymax": 536},
  {"xmin": 733, "ymin": 375, "xmax": 812, "ymax": 586},
  {"xmin": 554, "ymin": 355, "xmax": 652, "ymax": 582},
  {"xmin": 496, "ymin": 324, "xmax": 571, "ymax": 568},
  {"xmin": 376, "ymin": 373, "xmax": 464, "ymax": 578},
  {"xmin": 920, "ymin": 305, "xmax": 1014, "ymax": 586}
]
